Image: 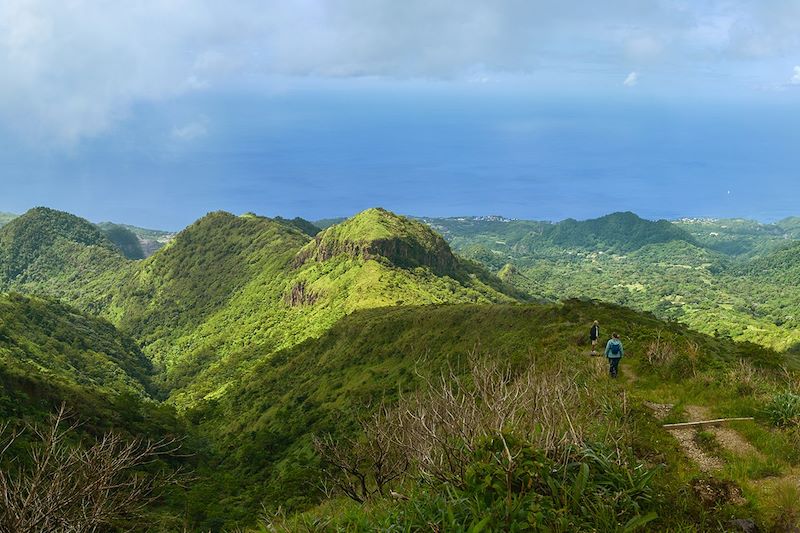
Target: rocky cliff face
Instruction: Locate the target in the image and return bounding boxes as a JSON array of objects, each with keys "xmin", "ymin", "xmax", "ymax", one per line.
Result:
[{"xmin": 285, "ymin": 280, "xmax": 321, "ymax": 306}]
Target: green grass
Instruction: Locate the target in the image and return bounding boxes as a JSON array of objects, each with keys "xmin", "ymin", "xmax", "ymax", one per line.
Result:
[
  {"xmin": 3, "ymin": 206, "xmax": 800, "ymax": 530},
  {"xmin": 174, "ymin": 299, "xmax": 795, "ymax": 529}
]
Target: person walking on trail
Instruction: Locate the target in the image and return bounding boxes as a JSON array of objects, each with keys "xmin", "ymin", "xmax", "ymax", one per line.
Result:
[
  {"xmin": 605, "ymin": 333, "xmax": 624, "ymax": 378},
  {"xmin": 589, "ymin": 320, "xmax": 600, "ymax": 355}
]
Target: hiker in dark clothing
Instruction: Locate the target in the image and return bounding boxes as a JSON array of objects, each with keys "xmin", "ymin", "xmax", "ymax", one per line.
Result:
[
  {"xmin": 605, "ymin": 333, "xmax": 624, "ymax": 378},
  {"xmin": 589, "ymin": 320, "xmax": 600, "ymax": 354}
]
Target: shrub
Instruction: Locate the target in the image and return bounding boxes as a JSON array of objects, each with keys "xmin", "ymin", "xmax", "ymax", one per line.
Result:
[
  {"xmin": 726, "ymin": 359, "xmax": 760, "ymax": 396},
  {"xmin": 382, "ymin": 437, "xmax": 659, "ymax": 532},
  {"xmin": 764, "ymin": 391, "xmax": 800, "ymax": 427},
  {"xmin": 645, "ymin": 333, "xmax": 675, "ymax": 371},
  {"xmin": 764, "ymin": 480, "xmax": 800, "ymax": 532}
]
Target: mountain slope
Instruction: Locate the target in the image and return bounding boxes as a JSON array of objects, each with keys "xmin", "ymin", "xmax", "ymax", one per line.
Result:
[
  {"xmin": 430, "ymin": 211, "xmax": 800, "ymax": 351},
  {"xmin": 675, "ymin": 217, "xmax": 790, "ymax": 257},
  {"xmin": 0, "ymin": 292, "xmax": 152, "ymax": 397},
  {"xmin": 107, "ymin": 211, "xmax": 310, "ymax": 368},
  {"xmin": 534, "ymin": 211, "xmax": 695, "ymax": 253},
  {"xmin": 777, "ymin": 216, "xmax": 800, "ymax": 238},
  {"xmin": 99, "ymin": 223, "xmax": 146, "ymax": 259},
  {"xmin": 1, "ymin": 206, "xmax": 519, "ymax": 408},
  {"xmin": 0, "ymin": 208, "xmax": 129, "ymax": 307},
  {"xmin": 737, "ymin": 241, "xmax": 800, "ymax": 285},
  {"xmin": 193, "ymin": 299, "xmax": 785, "ymax": 525},
  {"xmin": 0, "ymin": 291, "xmax": 197, "ymax": 530},
  {"xmin": 0, "ymin": 207, "xmax": 120, "ymax": 279},
  {"xmin": 148, "ymin": 208, "xmax": 521, "ymax": 406},
  {"xmin": 0, "ymin": 292, "xmax": 166, "ymax": 434}
]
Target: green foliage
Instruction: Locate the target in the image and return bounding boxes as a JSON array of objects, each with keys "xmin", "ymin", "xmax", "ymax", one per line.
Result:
[
  {"xmin": 273, "ymin": 216, "xmax": 320, "ymax": 236},
  {"xmin": 736, "ymin": 241, "xmax": 800, "ymax": 286},
  {"xmin": 100, "ymin": 224, "xmax": 146, "ymax": 259},
  {"xmin": 538, "ymin": 211, "xmax": 695, "ymax": 253},
  {"xmin": 764, "ymin": 391, "xmax": 800, "ymax": 427},
  {"xmin": 0, "ymin": 212, "xmax": 16, "ymax": 228},
  {"xmin": 0, "ymin": 206, "xmax": 520, "ymax": 410},
  {"xmin": 108, "ymin": 208, "xmax": 518, "ymax": 406},
  {"xmin": 3, "ymin": 205, "xmax": 800, "ymax": 530},
  {"xmin": 675, "ymin": 217, "xmax": 790, "ymax": 257},
  {"xmin": 300, "ymin": 207, "xmax": 460, "ymax": 275},
  {"xmin": 430, "ymin": 438, "xmax": 660, "ymax": 532},
  {"xmin": 182, "ymin": 299, "xmax": 784, "ymax": 528},
  {"xmin": 0, "ymin": 207, "xmax": 121, "ymax": 281},
  {"xmin": 321, "ymin": 439, "xmax": 658, "ymax": 533},
  {"xmin": 0, "ymin": 292, "xmax": 152, "ymax": 396},
  {"xmin": 432, "ymin": 213, "xmax": 800, "ymax": 352}
]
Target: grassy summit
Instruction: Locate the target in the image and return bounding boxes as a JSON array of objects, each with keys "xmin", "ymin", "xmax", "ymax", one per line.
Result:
[{"xmin": 298, "ymin": 207, "xmax": 459, "ymax": 274}]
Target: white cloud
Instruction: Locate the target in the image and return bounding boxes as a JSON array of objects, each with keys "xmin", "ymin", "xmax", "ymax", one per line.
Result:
[
  {"xmin": 0, "ymin": 1, "xmax": 799, "ymax": 145},
  {"xmin": 792, "ymin": 66, "xmax": 800, "ymax": 85},
  {"xmin": 0, "ymin": 0, "xmax": 239, "ymax": 145},
  {"xmin": 623, "ymin": 72, "xmax": 639, "ymax": 87},
  {"xmin": 171, "ymin": 120, "xmax": 208, "ymax": 141}
]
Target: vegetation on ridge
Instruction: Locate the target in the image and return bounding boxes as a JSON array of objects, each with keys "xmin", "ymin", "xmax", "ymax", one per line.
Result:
[{"xmin": 2, "ymin": 205, "xmax": 800, "ymax": 530}]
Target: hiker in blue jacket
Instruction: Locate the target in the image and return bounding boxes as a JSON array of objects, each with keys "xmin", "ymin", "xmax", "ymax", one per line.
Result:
[{"xmin": 605, "ymin": 333, "xmax": 624, "ymax": 378}]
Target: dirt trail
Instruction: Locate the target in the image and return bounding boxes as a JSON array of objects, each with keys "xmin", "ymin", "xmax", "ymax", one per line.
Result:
[
  {"xmin": 669, "ymin": 426, "xmax": 725, "ymax": 472},
  {"xmin": 684, "ymin": 406, "xmax": 762, "ymax": 459},
  {"xmin": 649, "ymin": 404, "xmax": 759, "ymax": 472},
  {"xmin": 713, "ymin": 427, "xmax": 761, "ymax": 458}
]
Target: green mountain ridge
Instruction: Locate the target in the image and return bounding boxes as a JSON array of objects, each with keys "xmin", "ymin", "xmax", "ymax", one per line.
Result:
[
  {"xmin": 192, "ymin": 299, "xmax": 789, "ymax": 527},
  {"xmin": 0, "ymin": 206, "xmax": 521, "ymax": 409},
  {"xmin": 0, "ymin": 207, "xmax": 121, "ymax": 280},
  {"xmin": 535, "ymin": 211, "xmax": 695, "ymax": 253},
  {"xmin": 3, "ymin": 205, "xmax": 800, "ymax": 530},
  {"xmin": 421, "ymin": 211, "xmax": 800, "ymax": 352},
  {"xmin": 147, "ymin": 208, "xmax": 520, "ymax": 407}
]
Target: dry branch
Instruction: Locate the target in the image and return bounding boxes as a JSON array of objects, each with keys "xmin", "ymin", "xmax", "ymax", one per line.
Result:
[
  {"xmin": 0, "ymin": 404, "xmax": 186, "ymax": 533},
  {"xmin": 663, "ymin": 417, "xmax": 754, "ymax": 429}
]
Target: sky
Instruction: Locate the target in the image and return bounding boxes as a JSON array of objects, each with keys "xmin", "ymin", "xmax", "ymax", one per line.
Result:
[{"xmin": 1, "ymin": 1, "xmax": 799, "ymax": 230}]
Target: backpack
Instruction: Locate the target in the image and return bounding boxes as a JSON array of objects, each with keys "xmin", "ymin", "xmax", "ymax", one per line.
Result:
[{"xmin": 609, "ymin": 342, "xmax": 621, "ymax": 356}]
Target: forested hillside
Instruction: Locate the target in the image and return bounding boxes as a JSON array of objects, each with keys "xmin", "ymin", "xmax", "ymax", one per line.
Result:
[
  {"xmin": 0, "ymin": 207, "xmax": 521, "ymax": 408},
  {"xmin": 427, "ymin": 212, "xmax": 800, "ymax": 352},
  {"xmin": 0, "ymin": 208, "xmax": 130, "ymax": 308},
  {"xmin": 0, "ymin": 292, "xmax": 151, "ymax": 401},
  {"xmin": 2, "ymin": 206, "xmax": 800, "ymax": 531}
]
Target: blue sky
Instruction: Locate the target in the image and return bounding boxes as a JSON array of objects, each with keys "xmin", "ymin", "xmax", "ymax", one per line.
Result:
[{"xmin": 1, "ymin": 1, "xmax": 799, "ymax": 230}]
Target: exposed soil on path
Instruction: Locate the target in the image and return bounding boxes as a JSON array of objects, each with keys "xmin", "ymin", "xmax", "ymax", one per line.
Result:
[
  {"xmin": 670, "ymin": 427, "xmax": 725, "ymax": 472},
  {"xmin": 713, "ymin": 426, "xmax": 762, "ymax": 458},
  {"xmin": 644, "ymin": 401, "xmax": 673, "ymax": 421},
  {"xmin": 661, "ymin": 405, "xmax": 761, "ymax": 472}
]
